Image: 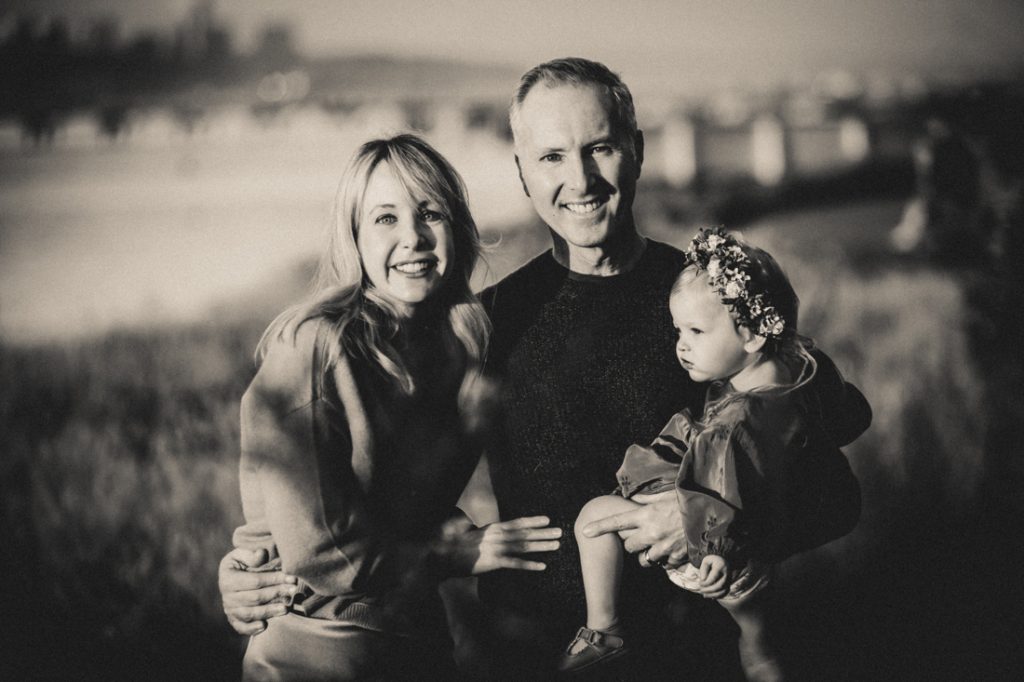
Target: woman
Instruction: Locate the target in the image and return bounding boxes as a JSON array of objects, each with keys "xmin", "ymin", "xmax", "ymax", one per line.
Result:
[{"xmin": 233, "ymin": 134, "xmax": 560, "ymax": 680}]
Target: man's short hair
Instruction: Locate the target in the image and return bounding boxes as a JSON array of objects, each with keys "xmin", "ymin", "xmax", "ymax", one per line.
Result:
[{"xmin": 509, "ymin": 57, "xmax": 638, "ymax": 147}]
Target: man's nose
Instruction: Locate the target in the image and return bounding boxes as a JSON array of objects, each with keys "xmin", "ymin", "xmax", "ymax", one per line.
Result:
[{"xmin": 565, "ymin": 153, "xmax": 594, "ymax": 193}]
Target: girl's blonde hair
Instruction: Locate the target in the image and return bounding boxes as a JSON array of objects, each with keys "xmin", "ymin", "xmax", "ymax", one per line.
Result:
[
  {"xmin": 672, "ymin": 237, "xmax": 817, "ymax": 399},
  {"xmin": 257, "ymin": 134, "xmax": 490, "ymax": 394}
]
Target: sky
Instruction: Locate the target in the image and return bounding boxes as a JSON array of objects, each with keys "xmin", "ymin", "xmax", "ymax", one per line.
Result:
[{"xmin": 5, "ymin": 0, "xmax": 1024, "ymax": 93}]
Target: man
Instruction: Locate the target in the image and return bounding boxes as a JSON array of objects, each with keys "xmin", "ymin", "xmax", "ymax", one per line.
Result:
[{"xmin": 220, "ymin": 58, "xmax": 868, "ymax": 678}]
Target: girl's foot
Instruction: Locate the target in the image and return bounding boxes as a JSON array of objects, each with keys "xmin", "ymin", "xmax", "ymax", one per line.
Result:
[{"xmin": 557, "ymin": 626, "xmax": 629, "ymax": 673}]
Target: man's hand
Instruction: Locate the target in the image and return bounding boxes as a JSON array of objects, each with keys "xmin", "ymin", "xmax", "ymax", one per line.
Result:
[
  {"xmin": 581, "ymin": 497, "xmax": 687, "ymax": 568},
  {"xmin": 219, "ymin": 548, "xmax": 298, "ymax": 636},
  {"xmin": 438, "ymin": 514, "xmax": 562, "ymax": 576}
]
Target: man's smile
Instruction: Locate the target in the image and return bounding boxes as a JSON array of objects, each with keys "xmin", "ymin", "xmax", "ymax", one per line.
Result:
[{"xmin": 561, "ymin": 197, "xmax": 608, "ymax": 215}]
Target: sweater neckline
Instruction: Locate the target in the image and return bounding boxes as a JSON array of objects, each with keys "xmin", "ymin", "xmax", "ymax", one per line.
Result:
[{"xmin": 549, "ymin": 238, "xmax": 658, "ymax": 285}]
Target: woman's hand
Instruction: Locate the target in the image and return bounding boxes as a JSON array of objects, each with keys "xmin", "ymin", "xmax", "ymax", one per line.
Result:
[{"xmin": 437, "ymin": 514, "xmax": 562, "ymax": 576}]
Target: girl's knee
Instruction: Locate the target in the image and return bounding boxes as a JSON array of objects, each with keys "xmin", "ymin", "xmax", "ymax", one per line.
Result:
[{"xmin": 574, "ymin": 495, "xmax": 630, "ymax": 536}]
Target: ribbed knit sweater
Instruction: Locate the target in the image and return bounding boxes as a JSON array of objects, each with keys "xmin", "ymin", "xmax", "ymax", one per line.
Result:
[
  {"xmin": 475, "ymin": 238, "xmax": 869, "ymax": 645},
  {"xmin": 477, "ymin": 239, "xmax": 704, "ymax": 633}
]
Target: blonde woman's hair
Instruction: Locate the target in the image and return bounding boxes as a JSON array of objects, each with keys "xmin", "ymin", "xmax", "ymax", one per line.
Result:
[{"xmin": 257, "ymin": 134, "xmax": 490, "ymax": 395}]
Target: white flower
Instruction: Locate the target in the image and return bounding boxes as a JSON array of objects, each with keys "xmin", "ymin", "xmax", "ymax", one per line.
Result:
[
  {"xmin": 707, "ymin": 257, "xmax": 721, "ymax": 277},
  {"xmin": 707, "ymin": 234, "xmax": 724, "ymax": 249},
  {"xmin": 724, "ymin": 280, "xmax": 743, "ymax": 298},
  {"xmin": 771, "ymin": 319, "xmax": 785, "ymax": 335}
]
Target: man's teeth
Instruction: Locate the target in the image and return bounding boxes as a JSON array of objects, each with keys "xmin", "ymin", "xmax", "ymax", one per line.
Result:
[
  {"xmin": 564, "ymin": 199, "xmax": 603, "ymax": 214},
  {"xmin": 392, "ymin": 260, "xmax": 433, "ymax": 274}
]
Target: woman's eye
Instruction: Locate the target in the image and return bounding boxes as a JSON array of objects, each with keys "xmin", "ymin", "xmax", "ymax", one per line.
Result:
[
  {"xmin": 690, "ymin": 328, "xmax": 703, "ymax": 335},
  {"xmin": 420, "ymin": 210, "xmax": 444, "ymax": 222},
  {"xmin": 375, "ymin": 213, "xmax": 396, "ymax": 224}
]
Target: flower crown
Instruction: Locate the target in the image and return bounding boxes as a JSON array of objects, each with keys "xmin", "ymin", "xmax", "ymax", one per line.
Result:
[{"xmin": 684, "ymin": 227, "xmax": 786, "ymax": 339}]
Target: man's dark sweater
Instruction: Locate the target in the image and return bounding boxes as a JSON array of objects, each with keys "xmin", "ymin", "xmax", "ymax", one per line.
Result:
[
  {"xmin": 478, "ymin": 240, "xmax": 703, "ymax": 635},
  {"xmin": 476, "ymin": 238, "xmax": 869, "ymax": 651}
]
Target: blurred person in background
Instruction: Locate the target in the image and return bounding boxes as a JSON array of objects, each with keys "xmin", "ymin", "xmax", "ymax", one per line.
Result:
[
  {"xmin": 229, "ymin": 133, "xmax": 560, "ymax": 681},
  {"xmin": 221, "ymin": 59, "xmax": 869, "ymax": 679}
]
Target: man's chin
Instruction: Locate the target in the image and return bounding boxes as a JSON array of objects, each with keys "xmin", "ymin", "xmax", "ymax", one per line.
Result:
[{"xmin": 555, "ymin": 223, "xmax": 614, "ymax": 250}]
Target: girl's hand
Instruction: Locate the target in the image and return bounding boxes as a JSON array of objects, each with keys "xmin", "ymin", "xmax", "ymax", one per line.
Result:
[
  {"xmin": 697, "ymin": 554, "xmax": 730, "ymax": 598},
  {"xmin": 437, "ymin": 514, "xmax": 562, "ymax": 576}
]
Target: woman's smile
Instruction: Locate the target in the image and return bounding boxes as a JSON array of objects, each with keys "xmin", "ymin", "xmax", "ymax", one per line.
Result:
[{"xmin": 391, "ymin": 257, "xmax": 438, "ymax": 277}]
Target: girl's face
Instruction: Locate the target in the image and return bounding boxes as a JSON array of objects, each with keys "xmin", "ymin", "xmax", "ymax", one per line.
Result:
[
  {"xmin": 670, "ymin": 279, "xmax": 758, "ymax": 384},
  {"xmin": 357, "ymin": 162, "xmax": 454, "ymax": 317}
]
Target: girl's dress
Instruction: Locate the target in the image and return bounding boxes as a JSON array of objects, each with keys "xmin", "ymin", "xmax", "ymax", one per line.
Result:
[
  {"xmin": 233, "ymin": 319, "xmax": 479, "ymax": 680},
  {"xmin": 616, "ymin": 377, "xmax": 851, "ymax": 602}
]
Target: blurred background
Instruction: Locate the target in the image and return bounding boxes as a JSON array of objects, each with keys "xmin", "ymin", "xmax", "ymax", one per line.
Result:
[{"xmin": 2, "ymin": 1, "xmax": 1023, "ymax": 679}]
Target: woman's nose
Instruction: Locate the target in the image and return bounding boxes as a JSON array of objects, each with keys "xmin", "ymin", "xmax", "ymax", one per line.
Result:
[{"xmin": 398, "ymin": 215, "xmax": 433, "ymax": 249}]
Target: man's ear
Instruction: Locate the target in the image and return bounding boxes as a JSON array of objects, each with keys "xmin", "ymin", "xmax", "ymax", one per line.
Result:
[
  {"xmin": 514, "ymin": 155, "xmax": 530, "ymax": 197},
  {"xmin": 634, "ymin": 129, "xmax": 645, "ymax": 178}
]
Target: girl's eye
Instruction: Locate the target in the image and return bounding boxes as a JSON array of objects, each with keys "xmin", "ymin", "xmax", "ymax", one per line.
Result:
[
  {"xmin": 420, "ymin": 210, "xmax": 444, "ymax": 223},
  {"xmin": 690, "ymin": 328, "xmax": 703, "ymax": 335},
  {"xmin": 375, "ymin": 213, "xmax": 396, "ymax": 225}
]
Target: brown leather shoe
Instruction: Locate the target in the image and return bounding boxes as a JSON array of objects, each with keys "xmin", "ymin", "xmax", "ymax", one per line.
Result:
[{"xmin": 557, "ymin": 626, "xmax": 630, "ymax": 673}]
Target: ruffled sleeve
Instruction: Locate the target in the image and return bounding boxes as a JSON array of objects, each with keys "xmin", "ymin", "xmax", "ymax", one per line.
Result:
[
  {"xmin": 675, "ymin": 417, "xmax": 789, "ymax": 568},
  {"xmin": 616, "ymin": 410, "xmax": 701, "ymax": 498}
]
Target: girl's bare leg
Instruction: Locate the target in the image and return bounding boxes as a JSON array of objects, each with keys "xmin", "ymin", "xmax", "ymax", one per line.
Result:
[{"xmin": 573, "ymin": 494, "xmax": 643, "ymax": 631}]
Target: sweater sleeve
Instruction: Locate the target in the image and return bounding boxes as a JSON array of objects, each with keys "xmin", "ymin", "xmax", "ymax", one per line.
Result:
[
  {"xmin": 771, "ymin": 426, "xmax": 862, "ymax": 562},
  {"xmin": 240, "ymin": 325, "xmax": 403, "ymax": 599},
  {"xmin": 807, "ymin": 348, "xmax": 872, "ymax": 447}
]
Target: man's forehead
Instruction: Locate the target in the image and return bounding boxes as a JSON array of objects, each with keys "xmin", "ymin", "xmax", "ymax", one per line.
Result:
[{"xmin": 516, "ymin": 82, "xmax": 616, "ymax": 145}]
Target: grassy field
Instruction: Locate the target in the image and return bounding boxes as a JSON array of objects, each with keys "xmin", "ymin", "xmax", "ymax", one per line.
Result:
[{"xmin": 3, "ymin": 196, "xmax": 1022, "ymax": 680}]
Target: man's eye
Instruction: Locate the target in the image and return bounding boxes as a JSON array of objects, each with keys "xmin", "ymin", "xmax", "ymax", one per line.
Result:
[
  {"xmin": 375, "ymin": 214, "xmax": 396, "ymax": 224},
  {"xmin": 591, "ymin": 145, "xmax": 613, "ymax": 155},
  {"xmin": 540, "ymin": 153, "xmax": 562, "ymax": 163}
]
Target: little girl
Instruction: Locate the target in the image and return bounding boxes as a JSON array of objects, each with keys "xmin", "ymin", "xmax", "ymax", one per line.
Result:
[{"xmin": 560, "ymin": 227, "xmax": 847, "ymax": 681}]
